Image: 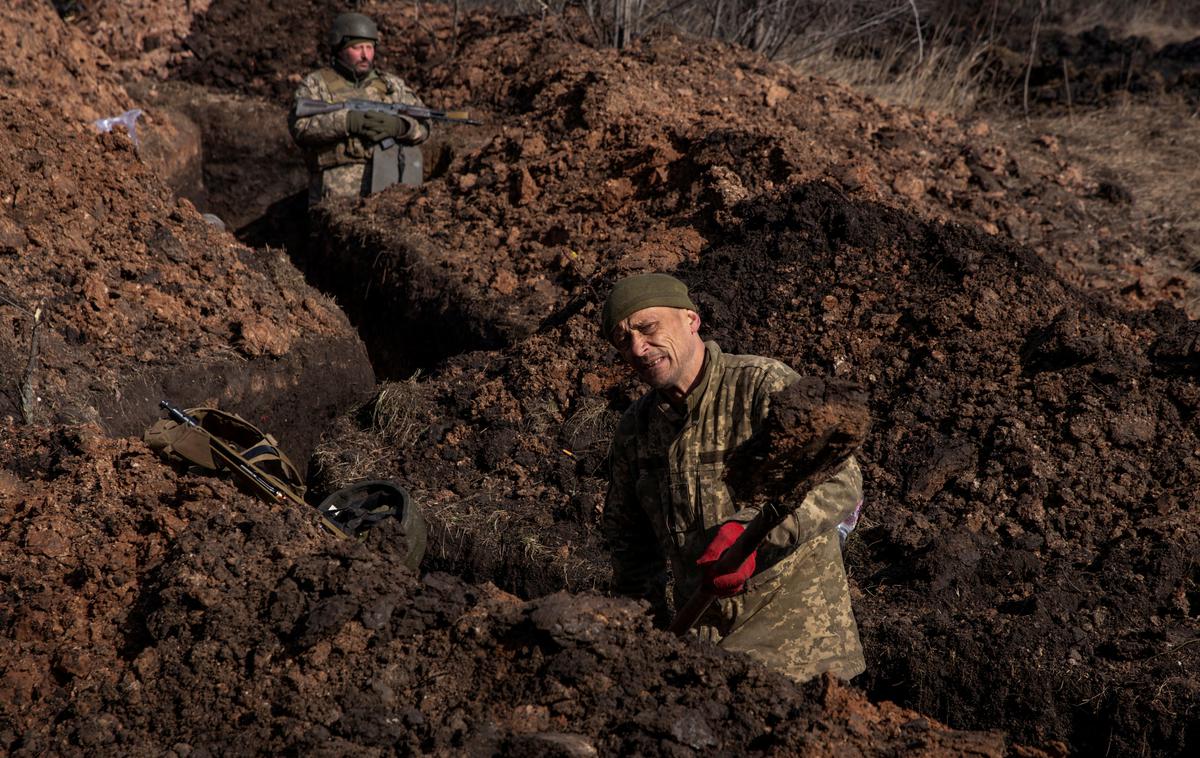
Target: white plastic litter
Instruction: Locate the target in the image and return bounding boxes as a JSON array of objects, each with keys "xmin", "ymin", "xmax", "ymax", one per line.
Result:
[
  {"xmin": 92, "ymin": 108, "xmax": 143, "ymax": 147},
  {"xmin": 837, "ymin": 498, "xmax": 863, "ymax": 550}
]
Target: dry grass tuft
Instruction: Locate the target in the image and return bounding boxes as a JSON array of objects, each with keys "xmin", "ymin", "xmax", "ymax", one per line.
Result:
[
  {"xmin": 309, "ymin": 374, "xmax": 432, "ymax": 489},
  {"xmin": 560, "ymin": 398, "xmax": 618, "ymax": 457},
  {"xmin": 792, "ymin": 32, "xmax": 993, "ymax": 114},
  {"xmin": 310, "ymin": 427, "xmax": 395, "ymax": 489},
  {"xmin": 369, "ymin": 373, "xmax": 431, "ymax": 448}
]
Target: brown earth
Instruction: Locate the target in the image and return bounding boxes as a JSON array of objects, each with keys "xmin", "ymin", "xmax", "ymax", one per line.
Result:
[
  {"xmin": 0, "ymin": 421, "xmax": 1016, "ymax": 756},
  {"xmin": 2, "ymin": 1, "xmax": 1198, "ymax": 756},
  {"xmin": 0, "ymin": 2, "xmax": 374, "ymax": 467}
]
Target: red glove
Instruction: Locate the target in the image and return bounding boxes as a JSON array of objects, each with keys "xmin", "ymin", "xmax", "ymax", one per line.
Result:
[{"xmin": 696, "ymin": 521, "xmax": 757, "ymax": 597}]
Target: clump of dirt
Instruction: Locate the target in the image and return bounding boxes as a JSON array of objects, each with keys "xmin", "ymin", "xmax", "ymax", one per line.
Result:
[
  {"xmin": 1, "ymin": 1, "xmax": 130, "ymax": 121},
  {"xmin": 723, "ymin": 377, "xmax": 871, "ymax": 505},
  {"xmin": 65, "ymin": 0, "xmax": 211, "ymax": 80},
  {"xmin": 0, "ymin": 420, "xmax": 1018, "ymax": 756}
]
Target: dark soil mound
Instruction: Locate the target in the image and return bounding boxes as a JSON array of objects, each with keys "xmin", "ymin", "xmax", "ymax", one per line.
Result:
[
  {"xmin": 317, "ymin": 179, "xmax": 1198, "ymax": 755},
  {"xmin": 0, "ymin": 421, "xmax": 1014, "ymax": 756},
  {"xmin": 991, "ymin": 26, "xmax": 1200, "ymax": 110}
]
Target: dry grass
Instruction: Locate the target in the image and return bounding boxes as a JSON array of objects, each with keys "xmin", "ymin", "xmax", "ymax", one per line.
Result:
[
  {"xmin": 309, "ymin": 426, "xmax": 394, "ymax": 488},
  {"xmin": 790, "ymin": 31, "xmax": 993, "ymax": 114},
  {"xmin": 422, "ymin": 481, "xmax": 606, "ymax": 592},
  {"xmin": 560, "ymin": 398, "xmax": 618, "ymax": 457},
  {"xmin": 309, "ymin": 375, "xmax": 432, "ymax": 488},
  {"xmin": 369, "ymin": 373, "xmax": 431, "ymax": 448},
  {"xmin": 1035, "ymin": 102, "xmax": 1200, "ymax": 232}
]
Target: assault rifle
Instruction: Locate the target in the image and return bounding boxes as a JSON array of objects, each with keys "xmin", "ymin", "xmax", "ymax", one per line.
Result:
[
  {"xmin": 294, "ymin": 98, "xmax": 481, "ymax": 125},
  {"xmin": 158, "ymin": 400, "xmax": 352, "ymax": 539}
]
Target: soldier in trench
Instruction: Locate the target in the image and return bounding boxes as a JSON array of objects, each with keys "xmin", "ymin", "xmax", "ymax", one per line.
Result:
[
  {"xmin": 288, "ymin": 12, "xmax": 429, "ymax": 204},
  {"xmin": 601, "ymin": 272, "xmax": 866, "ymax": 683}
]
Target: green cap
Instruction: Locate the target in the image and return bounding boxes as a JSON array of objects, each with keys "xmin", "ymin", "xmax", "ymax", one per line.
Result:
[{"xmin": 601, "ymin": 273, "xmax": 698, "ymax": 340}]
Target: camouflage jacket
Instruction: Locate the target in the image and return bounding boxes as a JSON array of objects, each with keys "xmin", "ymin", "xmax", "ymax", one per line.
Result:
[
  {"xmin": 604, "ymin": 340, "xmax": 866, "ymax": 681},
  {"xmin": 288, "ymin": 66, "xmax": 428, "ymax": 199}
]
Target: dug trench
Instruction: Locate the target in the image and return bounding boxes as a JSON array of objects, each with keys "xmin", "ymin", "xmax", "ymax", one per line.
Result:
[
  {"xmin": 178, "ymin": 13, "xmax": 1198, "ymax": 756},
  {"xmin": 294, "ymin": 177, "xmax": 1199, "ymax": 756},
  {"xmin": 3, "ymin": 2, "xmax": 1198, "ymax": 755}
]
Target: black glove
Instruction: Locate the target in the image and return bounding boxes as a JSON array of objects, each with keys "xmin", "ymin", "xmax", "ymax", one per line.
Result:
[{"xmin": 348, "ymin": 110, "xmax": 415, "ymax": 142}]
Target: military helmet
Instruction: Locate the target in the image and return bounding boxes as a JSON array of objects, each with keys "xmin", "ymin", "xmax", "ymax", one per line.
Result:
[
  {"xmin": 317, "ymin": 480, "xmax": 427, "ymax": 569},
  {"xmin": 327, "ymin": 12, "xmax": 379, "ymax": 50}
]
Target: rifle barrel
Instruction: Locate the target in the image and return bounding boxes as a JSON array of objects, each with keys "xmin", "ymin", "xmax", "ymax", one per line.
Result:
[{"xmin": 294, "ymin": 98, "xmax": 481, "ymax": 125}]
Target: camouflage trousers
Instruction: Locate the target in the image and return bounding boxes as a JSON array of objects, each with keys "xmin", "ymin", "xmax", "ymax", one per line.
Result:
[
  {"xmin": 695, "ymin": 530, "xmax": 866, "ymax": 683},
  {"xmin": 308, "ymin": 162, "xmax": 370, "ymax": 205}
]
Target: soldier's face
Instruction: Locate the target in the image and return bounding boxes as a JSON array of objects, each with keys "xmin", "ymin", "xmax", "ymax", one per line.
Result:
[
  {"xmin": 612, "ymin": 306, "xmax": 705, "ymax": 396},
  {"xmin": 338, "ymin": 42, "xmax": 375, "ymax": 74}
]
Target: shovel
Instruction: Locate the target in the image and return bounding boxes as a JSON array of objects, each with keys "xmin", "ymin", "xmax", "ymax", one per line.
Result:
[{"xmin": 668, "ymin": 377, "xmax": 871, "ymax": 636}]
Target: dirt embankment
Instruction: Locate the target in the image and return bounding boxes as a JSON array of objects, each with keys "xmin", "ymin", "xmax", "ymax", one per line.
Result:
[
  {"xmin": 0, "ymin": 90, "xmax": 372, "ymax": 465},
  {"xmin": 3, "ymin": 2, "xmax": 1197, "ymax": 757},
  {"xmin": 316, "ymin": 176, "xmax": 1198, "ymax": 755},
  {"xmin": 1, "ymin": 3, "xmax": 375, "ymax": 465},
  {"xmin": 1, "ymin": 421, "xmax": 1018, "ymax": 756},
  {"xmin": 285, "ymin": 14, "xmax": 1193, "ymax": 377}
]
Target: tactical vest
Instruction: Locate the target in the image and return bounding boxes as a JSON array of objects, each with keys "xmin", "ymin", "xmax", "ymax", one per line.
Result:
[{"xmin": 312, "ymin": 67, "xmax": 397, "ymax": 169}]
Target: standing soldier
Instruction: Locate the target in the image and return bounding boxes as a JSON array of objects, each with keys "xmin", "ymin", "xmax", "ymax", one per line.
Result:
[
  {"xmin": 601, "ymin": 272, "xmax": 867, "ymax": 683},
  {"xmin": 289, "ymin": 12, "xmax": 429, "ymax": 204}
]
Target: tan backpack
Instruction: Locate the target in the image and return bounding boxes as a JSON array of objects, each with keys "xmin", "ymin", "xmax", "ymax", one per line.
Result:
[{"xmin": 144, "ymin": 406, "xmax": 306, "ymax": 499}]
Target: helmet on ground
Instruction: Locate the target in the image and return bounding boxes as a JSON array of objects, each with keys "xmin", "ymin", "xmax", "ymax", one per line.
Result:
[
  {"xmin": 317, "ymin": 480, "xmax": 426, "ymax": 569},
  {"xmin": 327, "ymin": 12, "xmax": 379, "ymax": 50}
]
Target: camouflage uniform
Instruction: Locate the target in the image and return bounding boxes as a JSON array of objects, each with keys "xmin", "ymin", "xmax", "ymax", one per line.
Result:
[
  {"xmin": 288, "ymin": 66, "xmax": 429, "ymax": 204},
  {"xmin": 604, "ymin": 340, "xmax": 866, "ymax": 682}
]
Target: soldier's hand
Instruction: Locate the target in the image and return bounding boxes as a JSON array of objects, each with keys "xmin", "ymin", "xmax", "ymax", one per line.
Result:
[
  {"xmin": 347, "ymin": 110, "xmax": 369, "ymax": 137},
  {"xmin": 349, "ymin": 111, "xmax": 415, "ymax": 142},
  {"xmin": 696, "ymin": 521, "xmax": 757, "ymax": 597}
]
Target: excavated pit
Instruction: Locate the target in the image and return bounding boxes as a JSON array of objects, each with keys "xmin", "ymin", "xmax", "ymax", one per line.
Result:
[
  {"xmin": 310, "ymin": 178, "xmax": 1199, "ymax": 755},
  {"xmin": 3, "ymin": 1, "xmax": 1199, "ymax": 756}
]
